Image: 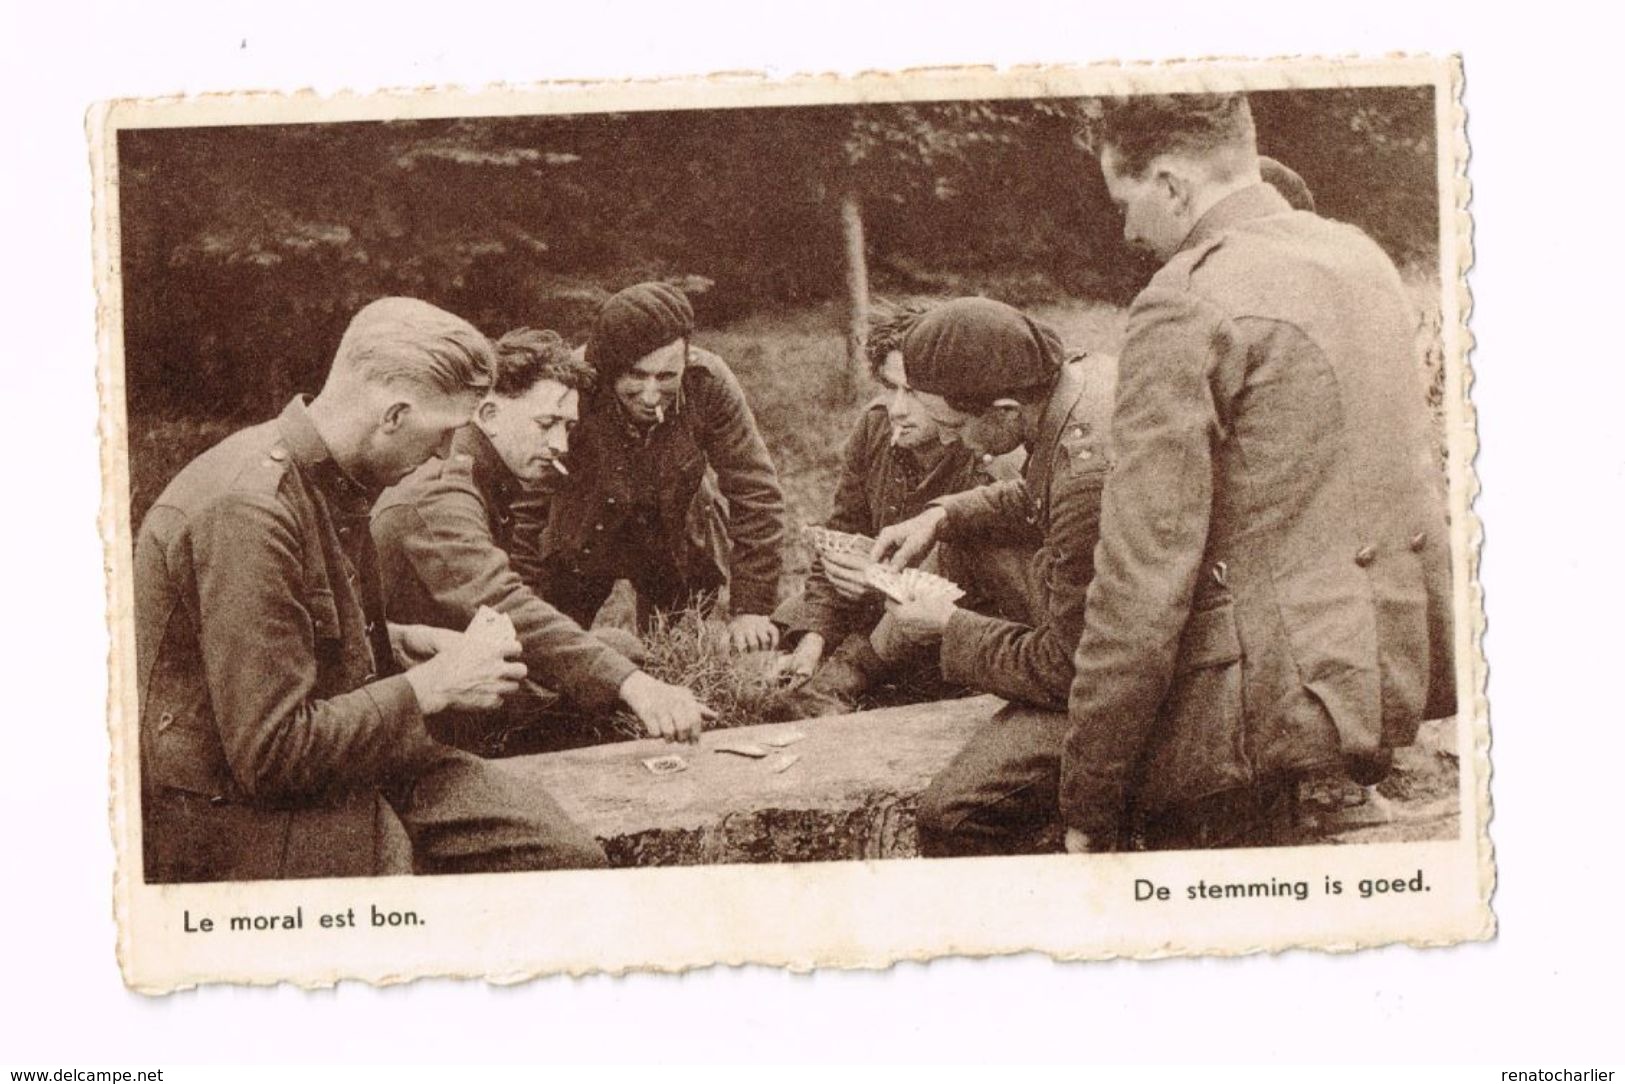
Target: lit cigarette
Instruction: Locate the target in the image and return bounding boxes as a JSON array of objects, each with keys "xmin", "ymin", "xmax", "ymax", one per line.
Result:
[
  {"xmin": 550, "ymin": 459, "xmax": 569, "ymax": 476},
  {"xmin": 654, "ymin": 404, "xmax": 666, "ymax": 425}
]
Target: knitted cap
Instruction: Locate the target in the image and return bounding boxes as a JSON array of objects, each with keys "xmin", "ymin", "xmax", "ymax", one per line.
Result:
[{"xmin": 583, "ymin": 282, "xmax": 694, "ymax": 384}]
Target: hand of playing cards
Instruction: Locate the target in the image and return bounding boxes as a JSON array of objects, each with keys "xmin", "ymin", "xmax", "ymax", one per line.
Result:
[
  {"xmin": 403, "ymin": 605, "xmax": 527, "ymax": 716},
  {"xmin": 863, "ymin": 565, "xmax": 966, "ymax": 606},
  {"xmin": 803, "ymin": 525, "xmax": 878, "ymax": 601}
]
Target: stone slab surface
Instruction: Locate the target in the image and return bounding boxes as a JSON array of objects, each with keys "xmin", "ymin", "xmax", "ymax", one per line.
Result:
[{"xmin": 495, "ymin": 696, "xmax": 1461, "ymax": 867}]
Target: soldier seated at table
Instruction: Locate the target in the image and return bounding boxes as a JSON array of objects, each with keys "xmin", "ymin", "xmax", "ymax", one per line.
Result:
[
  {"xmin": 512, "ymin": 282, "xmax": 788, "ymax": 656},
  {"xmin": 136, "ymin": 297, "xmax": 607, "ymax": 882},
  {"xmin": 770, "ymin": 301, "xmax": 1018, "ymax": 719},
  {"xmin": 372, "ymin": 328, "xmax": 714, "ymax": 752},
  {"xmin": 866, "ymin": 297, "xmax": 1118, "ymax": 856}
]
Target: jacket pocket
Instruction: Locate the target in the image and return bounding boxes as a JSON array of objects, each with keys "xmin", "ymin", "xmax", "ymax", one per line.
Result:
[
  {"xmin": 149, "ymin": 720, "xmax": 236, "ymax": 801},
  {"xmin": 1134, "ymin": 601, "xmax": 1252, "ymax": 813}
]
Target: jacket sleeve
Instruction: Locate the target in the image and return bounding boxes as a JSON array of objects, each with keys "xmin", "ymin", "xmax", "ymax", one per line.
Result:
[
  {"xmin": 696, "ymin": 360, "xmax": 787, "ymax": 616},
  {"xmin": 935, "ymin": 477, "xmax": 1034, "ymax": 540},
  {"xmin": 788, "ymin": 410, "xmax": 881, "ymax": 645},
  {"xmin": 188, "ymin": 492, "xmax": 437, "ymax": 801},
  {"xmin": 371, "ymin": 482, "xmax": 637, "ymax": 709},
  {"xmin": 938, "ymin": 457, "xmax": 1107, "ymax": 708},
  {"xmin": 1060, "ymin": 288, "xmax": 1220, "ymax": 839},
  {"xmin": 506, "ymin": 484, "xmax": 553, "ymax": 592}
]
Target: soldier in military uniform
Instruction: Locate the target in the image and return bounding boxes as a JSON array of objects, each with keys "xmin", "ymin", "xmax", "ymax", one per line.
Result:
[
  {"xmin": 372, "ymin": 328, "xmax": 714, "ymax": 756},
  {"xmin": 136, "ymin": 298, "xmax": 609, "ymax": 883},
  {"xmin": 513, "ymin": 283, "xmax": 787, "ymax": 654},
  {"xmin": 770, "ymin": 302, "xmax": 1016, "ymax": 718},
  {"xmin": 866, "ymin": 297, "xmax": 1118, "ymax": 856},
  {"xmin": 1056, "ymin": 93, "xmax": 1455, "ymax": 854}
]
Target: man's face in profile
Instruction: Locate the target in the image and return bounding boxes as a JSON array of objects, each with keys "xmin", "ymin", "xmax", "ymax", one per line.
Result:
[
  {"xmin": 1101, "ymin": 145, "xmax": 1187, "ymax": 264},
  {"xmin": 363, "ymin": 386, "xmax": 481, "ymax": 488},
  {"xmin": 479, "ymin": 378, "xmax": 580, "ymax": 484}
]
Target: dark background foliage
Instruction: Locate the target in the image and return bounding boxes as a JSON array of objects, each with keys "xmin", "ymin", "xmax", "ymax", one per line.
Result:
[{"xmin": 118, "ymin": 86, "xmax": 1437, "ymax": 425}]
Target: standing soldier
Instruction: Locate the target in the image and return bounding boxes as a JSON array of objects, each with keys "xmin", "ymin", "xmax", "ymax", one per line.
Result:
[
  {"xmin": 1057, "ymin": 93, "xmax": 1455, "ymax": 854},
  {"xmin": 372, "ymin": 327, "xmax": 715, "ymax": 754},
  {"xmin": 866, "ymin": 298, "xmax": 1118, "ymax": 856},
  {"xmin": 136, "ymin": 298, "xmax": 609, "ymax": 882},
  {"xmin": 515, "ymin": 282, "xmax": 787, "ymax": 654}
]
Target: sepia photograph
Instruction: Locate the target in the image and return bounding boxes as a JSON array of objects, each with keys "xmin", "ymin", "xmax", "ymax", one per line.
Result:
[{"xmin": 93, "ymin": 55, "xmax": 1488, "ymax": 989}]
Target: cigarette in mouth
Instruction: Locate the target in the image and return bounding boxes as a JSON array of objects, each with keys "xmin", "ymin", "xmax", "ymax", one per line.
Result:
[
  {"xmin": 550, "ymin": 459, "xmax": 569, "ymax": 476},
  {"xmin": 654, "ymin": 404, "xmax": 666, "ymax": 424}
]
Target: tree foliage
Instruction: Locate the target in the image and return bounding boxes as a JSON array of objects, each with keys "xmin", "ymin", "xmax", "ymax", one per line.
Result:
[{"xmin": 118, "ymin": 87, "xmax": 1438, "ymax": 423}]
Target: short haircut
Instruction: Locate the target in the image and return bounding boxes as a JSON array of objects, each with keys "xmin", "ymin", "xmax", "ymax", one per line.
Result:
[
  {"xmin": 1098, "ymin": 93, "xmax": 1258, "ymax": 182},
  {"xmin": 492, "ymin": 327, "xmax": 598, "ymax": 397},
  {"xmin": 331, "ymin": 297, "xmax": 495, "ymax": 395},
  {"xmin": 866, "ymin": 299, "xmax": 937, "ymax": 375}
]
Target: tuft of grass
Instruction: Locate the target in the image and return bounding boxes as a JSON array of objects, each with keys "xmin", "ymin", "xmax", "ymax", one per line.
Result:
[{"xmin": 606, "ymin": 609, "xmax": 793, "ymax": 736}]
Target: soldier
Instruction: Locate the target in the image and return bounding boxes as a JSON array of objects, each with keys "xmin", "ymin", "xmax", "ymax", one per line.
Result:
[
  {"xmin": 372, "ymin": 328, "xmax": 714, "ymax": 753},
  {"xmin": 770, "ymin": 301, "xmax": 1015, "ymax": 718},
  {"xmin": 136, "ymin": 298, "xmax": 609, "ymax": 883},
  {"xmin": 866, "ymin": 298, "xmax": 1118, "ymax": 856},
  {"xmin": 1056, "ymin": 93, "xmax": 1455, "ymax": 854},
  {"xmin": 514, "ymin": 283, "xmax": 787, "ymax": 654}
]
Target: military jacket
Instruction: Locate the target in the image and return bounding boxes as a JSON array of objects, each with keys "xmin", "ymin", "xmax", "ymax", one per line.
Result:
[
  {"xmin": 1060, "ymin": 184, "xmax": 1456, "ymax": 839},
  {"xmin": 783, "ymin": 400, "xmax": 996, "ymax": 648},
  {"xmin": 134, "ymin": 397, "xmax": 435, "ymax": 883},
  {"xmin": 513, "ymin": 347, "xmax": 786, "ymax": 616},
  {"xmin": 935, "ymin": 356, "xmax": 1118, "ymax": 709},
  {"xmin": 371, "ymin": 426, "xmax": 638, "ymax": 710}
]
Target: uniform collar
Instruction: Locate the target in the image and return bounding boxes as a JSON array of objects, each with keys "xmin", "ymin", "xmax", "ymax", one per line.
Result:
[
  {"xmin": 275, "ymin": 395, "xmax": 376, "ymax": 513},
  {"xmin": 1023, "ymin": 363, "xmax": 1089, "ymax": 488},
  {"xmin": 1179, "ymin": 182, "xmax": 1293, "ymax": 255},
  {"xmin": 457, "ymin": 424, "xmax": 521, "ymax": 508}
]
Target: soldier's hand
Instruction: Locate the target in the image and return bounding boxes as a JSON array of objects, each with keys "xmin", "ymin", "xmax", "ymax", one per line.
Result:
[
  {"xmin": 728, "ymin": 613, "xmax": 781, "ymax": 654},
  {"xmin": 883, "ymin": 593, "xmax": 956, "ymax": 641},
  {"xmin": 872, "ymin": 506, "xmax": 946, "ymax": 571},
  {"xmin": 620, "ymin": 670, "xmax": 717, "ymax": 744},
  {"xmin": 404, "ymin": 628, "xmax": 526, "ymax": 716},
  {"xmin": 387, "ymin": 623, "xmax": 461, "ymax": 668},
  {"xmin": 772, "ymin": 633, "xmax": 826, "ymax": 689},
  {"xmin": 820, "ymin": 549, "xmax": 872, "ymax": 601}
]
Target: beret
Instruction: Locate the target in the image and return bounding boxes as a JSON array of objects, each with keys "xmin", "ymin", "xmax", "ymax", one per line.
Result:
[
  {"xmin": 901, "ymin": 297, "xmax": 1064, "ymax": 404},
  {"xmin": 584, "ymin": 282, "xmax": 694, "ymax": 382}
]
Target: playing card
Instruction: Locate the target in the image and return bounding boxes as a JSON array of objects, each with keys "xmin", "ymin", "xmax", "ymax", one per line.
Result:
[
  {"xmin": 713, "ymin": 741, "xmax": 771, "ymax": 759},
  {"xmin": 466, "ymin": 604, "xmax": 517, "ymax": 645},
  {"xmin": 804, "ymin": 525, "xmax": 876, "ymax": 562},
  {"xmin": 865, "ymin": 564, "xmax": 965, "ymax": 604},
  {"xmin": 768, "ymin": 753, "xmax": 801, "ymax": 774},
  {"xmin": 762, "ymin": 730, "xmax": 808, "ymax": 748},
  {"xmin": 641, "ymin": 754, "xmax": 689, "ymax": 776}
]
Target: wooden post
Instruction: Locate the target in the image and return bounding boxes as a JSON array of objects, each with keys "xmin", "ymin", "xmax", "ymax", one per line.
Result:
[{"xmin": 839, "ymin": 188, "xmax": 869, "ymax": 393}]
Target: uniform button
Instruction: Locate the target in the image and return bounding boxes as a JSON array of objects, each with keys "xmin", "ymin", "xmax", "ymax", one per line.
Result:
[
  {"xmin": 1354, "ymin": 545, "xmax": 1377, "ymax": 568},
  {"xmin": 158, "ymin": 711, "xmax": 175, "ymax": 730},
  {"xmin": 268, "ymin": 448, "xmax": 287, "ymax": 462},
  {"xmin": 607, "ymin": 497, "xmax": 617, "ymax": 505},
  {"xmin": 1078, "ymin": 449, "xmax": 1094, "ymax": 461},
  {"xmin": 595, "ymin": 523, "xmax": 604, "ymax": 532},
  {"xmin": 1211, "ymin": 561, "xmax": 1228, "ymax": 588},
  {"xmin": 209, "ymin": 794, "xmax": 230, "ymax": 807},
  {"xmin": 583, "ymin": 546, "xmax": 593, "ymax": 555},
  {"xmin": 365, "ymin": 621, "xmax": 377, "ymax": 636},
  {"xmin": 1409, "ymin": 531, "xmax": 1427, "ymax": 552}
]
